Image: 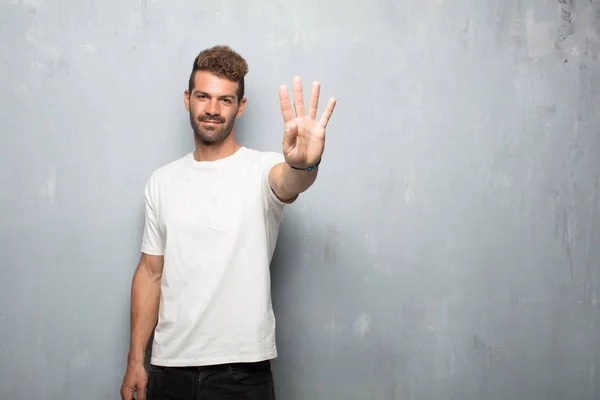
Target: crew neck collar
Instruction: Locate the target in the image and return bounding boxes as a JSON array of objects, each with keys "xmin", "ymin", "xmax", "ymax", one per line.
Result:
[{"xmin": 188, "ymin": 146, "xmax": 248, "ymax": 169}]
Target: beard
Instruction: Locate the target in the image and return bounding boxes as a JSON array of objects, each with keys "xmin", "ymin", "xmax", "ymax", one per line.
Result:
[{"xmin": 190, "ymin": 112, "xmax": 236, "ymax": 145}]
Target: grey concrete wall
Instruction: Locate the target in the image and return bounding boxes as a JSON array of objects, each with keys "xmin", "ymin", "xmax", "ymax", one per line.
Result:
[{"xmin": 1, "ymin": 0, "xmax": 599, "ymax": 399}]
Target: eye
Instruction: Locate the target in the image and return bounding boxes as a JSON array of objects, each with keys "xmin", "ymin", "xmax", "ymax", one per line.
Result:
[{"xmin": 221, "ymin": 98, "xmax": 233, "ymax": 104}]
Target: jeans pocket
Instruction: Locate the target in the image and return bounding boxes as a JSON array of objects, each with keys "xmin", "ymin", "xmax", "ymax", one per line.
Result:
[
  {"xmin": 149, "ymin": 364, "xmax": 169, "ymax": 373},
  {"xmin": 228, "ymin": 362, "xmax": 273, "ymax": 385}
]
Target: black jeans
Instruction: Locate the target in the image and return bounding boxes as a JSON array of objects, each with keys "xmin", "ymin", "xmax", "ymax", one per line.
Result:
[{"xmin": 146, "ymin": 360, "xmax": 276, "ymax": 400}]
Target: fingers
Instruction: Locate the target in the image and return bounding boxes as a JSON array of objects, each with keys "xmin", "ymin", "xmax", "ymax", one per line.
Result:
[
  {"xmin": 282, "ymin": 120, "xmax": 298, "ymax": 153},
  {"xmin": 319, "ymin": 97, "xmax": 337, "ymax": 128},
  {"xmin": 278, "ymin": 85, "xmax": 294, "ymax": 123},
  {"xmin": 138, "ymin": 386, "xmax": 146, "ymax": 400},
  {"xmin": 120, "ymin": 386, "xmax": 132, "ymax": 400},
  {"xmin": 292, "ymin": 76, "xmax": 305, "ymax": 118},
  {"xmin": 308, "ymin": 81, "xmax": 320, "ymax": 120},
  {"xmin": 281, "ymin": 77, "xmax": 335, "ymax": 127}
]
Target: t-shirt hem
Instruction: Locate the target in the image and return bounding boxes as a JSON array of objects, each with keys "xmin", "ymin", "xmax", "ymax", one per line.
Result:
[
  {"xmin": 267, "ymin": 184, "xmax": 290, "ymax": 207},
  {"xmin": 150, "ymin": 350, "xmax": 278, "ymax": 367},
  {"xmin": 141, "ymin": 245, "xmax": 164, "ymax": 256}
]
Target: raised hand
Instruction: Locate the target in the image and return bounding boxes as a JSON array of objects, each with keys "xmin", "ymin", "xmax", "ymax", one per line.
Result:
[{"xmin": 279, "ymin": 77, "xmax": 336, "ymax": 169}]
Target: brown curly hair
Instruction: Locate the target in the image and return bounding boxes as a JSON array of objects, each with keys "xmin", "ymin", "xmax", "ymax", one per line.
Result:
[{"xmin": 188, "ymin": 45, "xmax": 249, "ymax": 101}]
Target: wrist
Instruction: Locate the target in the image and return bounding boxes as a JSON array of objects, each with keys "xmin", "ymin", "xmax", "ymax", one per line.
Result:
[
  {"xmin": 288, "ymin": 158, "xmax": 321, "ymax": 171},
  {"xmin": 127, "ymin": 359, "xmax": 145, "ymax": 368},
  {"xmin": 127, "ymin": 351, "xmax": 145, "ymax": 366}
]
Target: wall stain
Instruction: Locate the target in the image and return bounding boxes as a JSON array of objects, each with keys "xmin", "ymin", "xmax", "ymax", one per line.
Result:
[
  {"xmin": 558, "ymin": 0, "xmax": 574, "ymax": 23},
  {"xmin": 557, "ymin": 0, "xmax": 575, "ymax": 42}
]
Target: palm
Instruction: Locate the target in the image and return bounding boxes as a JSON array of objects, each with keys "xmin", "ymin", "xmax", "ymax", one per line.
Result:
[{"xmin": 279, "ymin": 77, "xmax": 336, "ymax": 168}]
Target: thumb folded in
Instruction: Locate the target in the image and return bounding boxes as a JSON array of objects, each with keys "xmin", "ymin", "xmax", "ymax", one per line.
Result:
[{"xmin": 283, "ymin": 120, "xmax": 298, "ymax": 151}]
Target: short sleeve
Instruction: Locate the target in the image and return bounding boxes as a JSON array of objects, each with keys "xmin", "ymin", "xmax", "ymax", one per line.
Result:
[
  {"xmin": 261, "ymin": 151, "xmax": 288, "ymax": 210},
  {"xmin": 140, "ymin": 174, "xmax": 165, "ymax": 256}
]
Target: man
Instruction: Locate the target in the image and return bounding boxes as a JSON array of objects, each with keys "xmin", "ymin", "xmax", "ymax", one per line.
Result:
[{"xmin": 120, "ymin": 45, "xmax": 336, "ymax": 400}]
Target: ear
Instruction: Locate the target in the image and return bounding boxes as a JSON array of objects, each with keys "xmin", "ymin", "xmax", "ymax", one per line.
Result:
[
  {"xmin": 184, "ymin": 90, "xmax": 191, "ymax": 112},
  {"xmin": 236, "ymin": 97, "xmax": 247, "ymax": 118}
]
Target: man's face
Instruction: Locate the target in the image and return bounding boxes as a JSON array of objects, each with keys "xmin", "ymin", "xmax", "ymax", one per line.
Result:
[{"xmin": 184, "ymin": 71, "xmax": 246, "ymax": 145}]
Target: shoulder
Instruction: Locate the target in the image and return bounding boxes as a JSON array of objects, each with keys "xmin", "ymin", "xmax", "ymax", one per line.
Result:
[
  {"xmin": 243, "ymin": 147, "xmax": 285, "ymax": 168},
  {"xmin": 145, "ymin": 153, "xmax": 190, "ymax": 188}
]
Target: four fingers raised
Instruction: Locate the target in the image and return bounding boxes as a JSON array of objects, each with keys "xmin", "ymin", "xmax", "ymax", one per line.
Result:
[{"xmin": 279, "ymin": 77, "xmax": 336, "ymax": 125}]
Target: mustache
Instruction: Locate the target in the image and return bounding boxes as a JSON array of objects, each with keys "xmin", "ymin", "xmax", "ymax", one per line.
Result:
[{"xmin": 198, "ymin": 115, "xmax": 225, "ymax": 123}]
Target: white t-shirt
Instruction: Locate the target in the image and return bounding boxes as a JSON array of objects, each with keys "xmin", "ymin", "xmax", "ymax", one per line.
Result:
[{"xmin": 140, "ymin": 146, "xmax": 288, "ymax": 367}]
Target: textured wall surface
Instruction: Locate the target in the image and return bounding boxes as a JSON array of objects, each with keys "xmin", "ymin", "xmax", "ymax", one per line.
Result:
[{"xmin": 1, "ymin": 0, "xmax": 599, "ymax": 399}]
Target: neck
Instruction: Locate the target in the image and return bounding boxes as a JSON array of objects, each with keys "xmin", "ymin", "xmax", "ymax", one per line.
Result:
[{"xmin": 193, "ymin": 134, "xmax": 241, "ymax": 162}]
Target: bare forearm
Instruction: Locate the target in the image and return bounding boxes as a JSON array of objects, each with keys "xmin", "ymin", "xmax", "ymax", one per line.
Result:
[
  {"xmin": 127, "ymin": 262, "xmax": 161, "ymax": 366},
  {"xmin": 270, "ymin": 162, "xmax": 318, "ymax": 201}
]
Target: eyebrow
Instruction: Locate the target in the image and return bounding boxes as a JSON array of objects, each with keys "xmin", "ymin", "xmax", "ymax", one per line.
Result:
[{"xmin": 194, "ymin": 90, "xmax": 236, "ymax": 100}]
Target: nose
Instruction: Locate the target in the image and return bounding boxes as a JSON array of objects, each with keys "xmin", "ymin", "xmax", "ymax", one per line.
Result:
[{"xmin": 204, "ymin": 98, "xmax": 220, "ymax": 116}]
